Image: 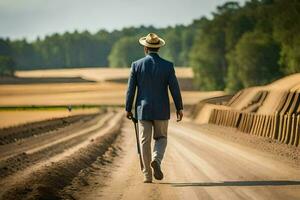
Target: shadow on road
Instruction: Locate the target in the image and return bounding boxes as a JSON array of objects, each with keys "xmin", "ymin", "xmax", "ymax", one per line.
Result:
[{"xmin": 159, "ymin": 180, "xmax": 300, "ymax": 187}]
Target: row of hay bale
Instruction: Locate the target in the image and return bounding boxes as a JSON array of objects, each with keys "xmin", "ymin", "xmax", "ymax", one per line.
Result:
[{"xmin": 209, "ymin": 109, "xmax": 300, "ymax": 147}]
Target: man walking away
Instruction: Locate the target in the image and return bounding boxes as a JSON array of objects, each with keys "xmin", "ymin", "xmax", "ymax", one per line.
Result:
[{"xmin": 126, "ymin": 33, "xmax": 183, "ymax": 183}]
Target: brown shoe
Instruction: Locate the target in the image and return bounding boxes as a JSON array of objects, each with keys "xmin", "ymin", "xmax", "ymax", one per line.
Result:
[
  {"xmin": 151, "ymin": 160, "xmax": 164, "ymax": 180},
  {"xmin": 143, "ymin": 179, "xmax": 152, "ymax": 183}
]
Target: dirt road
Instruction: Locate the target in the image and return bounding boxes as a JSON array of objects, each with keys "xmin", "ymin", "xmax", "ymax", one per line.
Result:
[
  {"xmin": 1, "ymin": 112, "xmax": 299, "ymax": 200},
  {"xmin": 80, "ymin": 119, "xmax": 300, "ymax": 200}
]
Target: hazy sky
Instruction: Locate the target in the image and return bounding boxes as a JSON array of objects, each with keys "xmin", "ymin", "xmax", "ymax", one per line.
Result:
[{"xmin": 0, "ymin": 0, "xmax": 246, "ymax": 41}]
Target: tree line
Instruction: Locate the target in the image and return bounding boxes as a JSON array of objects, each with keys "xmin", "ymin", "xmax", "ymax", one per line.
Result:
[
  {"xmin": 190, "ymin": 0, "xmax": 300, "ymax": 91},
  {"xmin": 0, "ymin": 0, "xmax": 299, "ymax": 92}
]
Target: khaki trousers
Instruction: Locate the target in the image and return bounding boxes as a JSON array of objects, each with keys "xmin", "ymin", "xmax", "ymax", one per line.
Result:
[{"xmin": 138, "ymin": 120, "xmax": 168, "ymax": 179}]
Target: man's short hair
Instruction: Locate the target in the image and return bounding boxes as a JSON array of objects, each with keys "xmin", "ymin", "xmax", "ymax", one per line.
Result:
[{"xmin": 146, "ymin": 47, "xmax": 160, "ymax": 52}]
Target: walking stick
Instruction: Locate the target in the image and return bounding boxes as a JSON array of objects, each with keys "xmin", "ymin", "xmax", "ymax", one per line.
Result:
[{"xmin": 131, "ymin": 117, "xmax": 144, "ymax": 171}]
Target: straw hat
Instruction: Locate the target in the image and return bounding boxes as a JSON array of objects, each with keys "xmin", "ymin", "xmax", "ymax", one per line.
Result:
[{"xmin": 139, "ymin": 33, "xmax": 165, "ymax": 48}]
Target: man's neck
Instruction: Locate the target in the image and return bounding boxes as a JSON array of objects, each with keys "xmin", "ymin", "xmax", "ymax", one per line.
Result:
[{"xmin": 148, "ymin": 50, "xmax": 158, "ymax": 54}]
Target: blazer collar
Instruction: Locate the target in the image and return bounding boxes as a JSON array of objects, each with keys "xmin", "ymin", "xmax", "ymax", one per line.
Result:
[{"xmin": 148, "ymin": 52, "xmax": 160, "ymax": 58}]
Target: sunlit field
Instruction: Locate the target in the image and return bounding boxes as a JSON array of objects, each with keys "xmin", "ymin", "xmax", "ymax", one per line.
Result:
[
  {"xmin": 0, "ymin": 82, "xmax": 126, "ymax": 106},
  {"xmin": 0, "ymin": 67, "xmax": 225, "ymax": 128},
  {"xmin": 1, "ymin": 67, "xmax": 223, "ymax": 106},
  {"xmin": 15, "ymin": 67, "xmax": 193, "ymax": 82},
  {"xmin": 0, "ymin": 108, "xmax": 100, "ymax": 128}
]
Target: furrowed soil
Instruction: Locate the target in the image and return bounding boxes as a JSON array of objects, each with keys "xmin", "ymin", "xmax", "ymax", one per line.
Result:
[{"xmin": 0, "ymin": 109, "xmax": 125, "ymax": 200}]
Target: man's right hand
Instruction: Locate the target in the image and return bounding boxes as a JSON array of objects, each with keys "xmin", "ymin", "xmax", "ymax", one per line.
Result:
[
  {"xmin": 126, "ymin": 111, "xmax": 133, "ymax": 120},
  {"xmin": 176, "ymin": 110, "xmax": 183, "ymax": 122}
]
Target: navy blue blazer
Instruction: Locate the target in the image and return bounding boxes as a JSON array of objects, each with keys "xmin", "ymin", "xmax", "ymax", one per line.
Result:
[{"xmin": 125, "ymin": 52, "xmax": 183, "ymax": 120}]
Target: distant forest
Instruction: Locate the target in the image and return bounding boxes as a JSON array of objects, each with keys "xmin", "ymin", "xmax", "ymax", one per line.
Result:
[{"xmin": 0, "ymin": 0, "xmax": 299, "ymax": 91}]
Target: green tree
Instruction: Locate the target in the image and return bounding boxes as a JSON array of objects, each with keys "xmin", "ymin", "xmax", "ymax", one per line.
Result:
[
  {"xmin": 189, "ymin": 21, "xmax": 226, "ymax": 90},
  {"xmin": 159, "ymin": 26, "xmax": 183, "ymax": 65},
  {"xmin": 225, "ymin": 50, "xmax": 244, "ymax": 92},
  {"xmin": 0, "ymin": 38, "xmax": 12, "ymax": 56},
  {"xmin": 233, "ymin": 31, "xmax": 281, "ymax": 87},
  {"xmin": 178, "ymin": 28, "xmax": 196, "ymax": 66},
  {"xmin": 0, "ymin": 39, "xmax": 15, "ymax": 76},
  {"xmin": 0, "ymin": 56, "xmax": 15, "ymax": 76},
  {"xmin": 108, "ymin": 36, "xmax": 144, "ymax": 67},
  {"xmin": 272, "ymin": 0, "xmax": 300, "ymax": 74}
]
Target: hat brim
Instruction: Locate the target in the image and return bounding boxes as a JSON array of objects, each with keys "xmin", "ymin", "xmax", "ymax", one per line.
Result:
[{"xmin": 139, "ymin": 37, "xmax": 165, "ymax": 48}]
